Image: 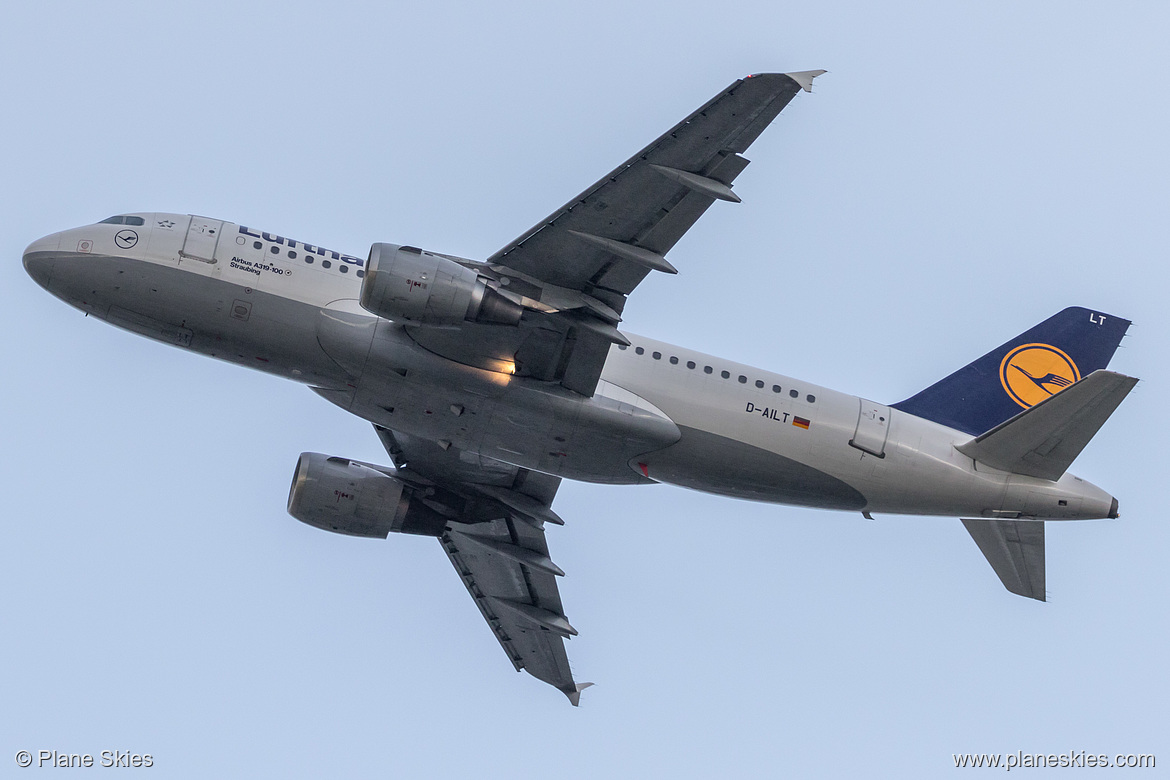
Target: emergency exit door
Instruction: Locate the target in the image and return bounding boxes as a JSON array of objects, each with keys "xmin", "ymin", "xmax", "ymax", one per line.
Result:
[
  {"xmin": 180, "ymin": 216, "xmax": 223, "ymax": 263},
  {"xmin": 850, "ymin": 398, "xmax": 890, "ymax": 458}
]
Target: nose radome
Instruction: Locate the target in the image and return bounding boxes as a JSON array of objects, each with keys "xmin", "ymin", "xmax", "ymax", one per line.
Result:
[{"xmin": 23, "ymin": 233, "xmax": 61, "ymax": 290}]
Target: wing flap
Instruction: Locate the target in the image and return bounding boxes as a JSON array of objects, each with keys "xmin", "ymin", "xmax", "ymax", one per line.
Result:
[
  {"xmin": 961, "ymin": 518, "xmax": 1046, "ymax": 601},
  {"xmin": 956, "ymin": 370, "xmax": 1138, "ymax": 481}
]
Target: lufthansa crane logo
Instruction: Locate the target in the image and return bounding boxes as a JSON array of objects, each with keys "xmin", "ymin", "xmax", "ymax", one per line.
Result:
[
  {"xmin": 999, "ymin": 343, "xmax": 1080, "ymax": 408},
  {"xmin": 114, "ymin": 229, "xmax": 139, "ymax": 249}
]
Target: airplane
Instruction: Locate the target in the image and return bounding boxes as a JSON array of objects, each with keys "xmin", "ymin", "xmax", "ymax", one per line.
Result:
[{"xmin": 22, "ymin": 71, "xmax": 1137, "ymax": 706}]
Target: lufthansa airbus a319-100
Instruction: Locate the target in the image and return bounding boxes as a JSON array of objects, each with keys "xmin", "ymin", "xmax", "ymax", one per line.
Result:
[{"xmin": 24, "ymin": 72, "xmax": 1137, "ymax": 705}]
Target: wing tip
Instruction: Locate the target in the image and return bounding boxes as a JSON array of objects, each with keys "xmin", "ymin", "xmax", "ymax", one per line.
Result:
[
  {"xmin": 566, "ymin": 682, "xmax": 595, "ymax": 707},
  {"xmin": 783, "ymin": 69, "xmax": 828, "ymax": 92},
  {"xmin": 744, "ymin": 70, "xmax": 827, "ymax": 92}
]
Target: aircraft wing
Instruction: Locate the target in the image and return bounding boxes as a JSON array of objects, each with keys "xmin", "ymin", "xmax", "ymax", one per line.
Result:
[
  {"xmin": 373, "ymin": 426, "xmax": 592, "ymax": 705},
  {"xmin": 488, "ymin": 70, "xmax": 824, "ymax": 299},
  {"xmin": 407, "ymin": 71, "xmax": 824, "ymax": 396}
]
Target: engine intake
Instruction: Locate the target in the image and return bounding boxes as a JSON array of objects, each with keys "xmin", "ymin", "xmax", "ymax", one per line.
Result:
[
  {"xmin": 360, "ymin": 243, "xmax": 522, "ymax": 327},
  {"xmin": 287, "ymin": 452, "xmax": 449, "ymax": 538}
]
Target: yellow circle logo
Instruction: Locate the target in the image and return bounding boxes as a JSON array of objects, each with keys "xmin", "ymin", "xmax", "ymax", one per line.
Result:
[{"xmin": 999, "ymin": 343, "xmax": 1080, "ymax": 408}]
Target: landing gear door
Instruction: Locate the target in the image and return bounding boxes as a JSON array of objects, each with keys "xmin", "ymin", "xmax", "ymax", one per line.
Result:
[
  {"xmin": 850, "ymin": 398, "xmax": 890, "ymax": 458},
  {"xmin": 180, "ymin": 216, "xmax": 223, "ymax": 264}
]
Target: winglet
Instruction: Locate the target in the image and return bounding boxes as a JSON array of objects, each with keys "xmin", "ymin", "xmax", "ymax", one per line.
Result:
[
  {"xmin": 566, "ymin": 682, "xmax": 594, "ymax": 707},
  {"xmin": 784, "ymin": 69, "xmax": 828, "ymax": 92}
]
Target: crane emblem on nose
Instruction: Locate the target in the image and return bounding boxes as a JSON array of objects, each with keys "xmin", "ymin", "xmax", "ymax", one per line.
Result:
[
  {"xmin": 114, "ymin": 229, "xmax": 139, "ymax": 249},
  {"xmin": 999, "ymin": 343, "xmax": 1080, "ymax": 408}
]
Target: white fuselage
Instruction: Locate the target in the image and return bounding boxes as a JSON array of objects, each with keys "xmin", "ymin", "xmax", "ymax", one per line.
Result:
[{"xmin": 23, "ymin": 213, "xmax": 1118, "ymax": 522}]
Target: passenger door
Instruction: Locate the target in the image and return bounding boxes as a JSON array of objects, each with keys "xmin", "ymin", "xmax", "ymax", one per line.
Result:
[
  {"xmin": 850, "ymin": 398, "xmax": 890, "ymax": 458},
  {"xmin": 179, "ymin": 216, "xmax": 223, "ymax": 264}
]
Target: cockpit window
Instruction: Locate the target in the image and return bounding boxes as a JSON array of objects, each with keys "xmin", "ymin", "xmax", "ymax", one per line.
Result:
[{"xmin": 99, "ymin": 215, "xmax": 146, "ymax": 226}]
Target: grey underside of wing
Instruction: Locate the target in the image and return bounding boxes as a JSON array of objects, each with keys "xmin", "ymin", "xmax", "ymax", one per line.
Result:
[
  {"xmin": 402, "ymin": 73, "xmax": 815, "ymax": 399},
  {"xmin": 488, "ymin": 72, "xmax": 809, "ymax": 300},
  {"xmin": 961, "ymin": 518, "xmax": 1046, "ymax": 601},
  {"xmin": 374, "ymin": 426, "xmax": 583, "ymax": 698},
  {"xmin": 441, "ymin": 518, "xmax": 576, "ymax": 691}
]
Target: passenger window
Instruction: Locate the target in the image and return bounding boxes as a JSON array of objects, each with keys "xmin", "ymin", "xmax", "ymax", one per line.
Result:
[
  {"xmin": 635, "ymin": 347, "xmax": 645, "ymax": 355},
  {"xmin": 669, "ymin": 356, "xmax": 678, "ymax": 365},
  {"xmin": 704, "ymin": 366, "xmax": 713, "ymax": 374},
  {"xmin": 270, "ymin": 246, "xmax": 279, "ymax": 254},
  {"xmin": 356, "ymin": 269, "xmax": 364, "ymax": 278},
  {"xmin": 618, "ymin": 344, "xmax": 628, "ymax": 351},
  {"xmin": 289, "ymin": 250, "xmax": 297, "ymax": 259},
  {"xmin": 686, "ymin": 361, "xmax": 696, "ymax": 369},
  {"xmin": 755, "ymin": 380, "xmax": 764, "ymax": 389},
  {"xmin": 253, "ymin": 241, "xmax": 262, "ymax": 250},
  {"xmin": 721, "ymin": 370, "xmax": 730, "ymax": 379},
  {"xmin": 772, "ymin": 385, "xmax": 782, "ymax": 393},
  {"xmin": 807, "ymin": 394, "xmax": 816, "ymax": 403},
  {"xmin": 789, "ymin": 389, "xmax": 799, "ymax": 398},
  {"xmin": 322, "ymin": 260, "xmax": 332, "ymax": 269},
  {"xmin": 652, "ymin": 351, "xmax": 661, "ymax": 360},
  {"xmin": 737, "ymin": 375, "xmax": 747, "ymax": 384},
  {"xmin": 339, "ymin": 265, "xmax": 348, "ymax": 273}
]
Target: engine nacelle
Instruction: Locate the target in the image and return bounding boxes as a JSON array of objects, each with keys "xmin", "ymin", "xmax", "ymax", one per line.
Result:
[
  {"xmin": 360, "ymin": 243, "xmax": 523, "ymax": 327},
  {"xmin": 286, "ymin": 452, "xmax": 449, "ymax": 538}
]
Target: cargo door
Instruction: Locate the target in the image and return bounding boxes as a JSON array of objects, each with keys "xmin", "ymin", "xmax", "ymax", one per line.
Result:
[
  {"xmin": 850, "ymin": 398, "xmax": 890, "ymax": 458},
  {"xmin": 180, "ymin": 215, "xmax": 223, "ymax": 264}
]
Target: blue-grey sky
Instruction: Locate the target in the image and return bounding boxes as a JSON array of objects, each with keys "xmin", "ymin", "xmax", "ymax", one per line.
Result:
[{"xmin": 2, "ymin": 1, "xmax": 1167, "ymax": 777}]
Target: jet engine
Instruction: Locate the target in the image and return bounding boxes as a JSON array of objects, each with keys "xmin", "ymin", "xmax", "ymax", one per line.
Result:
[
  {"xmin": 360, "ymin": 243, "xmax": 523, "ymax": 327},
  {"xmin": 286, "ymin": 452, "xmax": 449, "ymax": 538}
]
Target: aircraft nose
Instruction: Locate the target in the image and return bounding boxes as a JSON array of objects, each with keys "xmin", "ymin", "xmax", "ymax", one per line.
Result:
[{"xmin": 23, "ymin": 233, "xmax": 61, "ymax": 290}]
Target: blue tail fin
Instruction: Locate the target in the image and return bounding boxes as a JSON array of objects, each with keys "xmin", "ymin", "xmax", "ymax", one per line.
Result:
[{"xmin": 892, "ymin": 307, "xmax": 1131, "ymax": 435}]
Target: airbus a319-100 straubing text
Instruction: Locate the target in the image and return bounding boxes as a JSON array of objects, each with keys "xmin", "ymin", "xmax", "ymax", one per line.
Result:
[{"xmin": 24, "ymin": 71, "xmax": 1137, "ymax": 705}]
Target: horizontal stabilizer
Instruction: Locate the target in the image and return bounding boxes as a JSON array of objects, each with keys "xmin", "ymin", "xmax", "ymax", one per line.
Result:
[
  {"xmin": 956, "ymin": 370, "xmax": 1137, "ymax": 481},
  {"xmin": 961, "ymin": 518, "xmax": 1046, "ymax": 601}
]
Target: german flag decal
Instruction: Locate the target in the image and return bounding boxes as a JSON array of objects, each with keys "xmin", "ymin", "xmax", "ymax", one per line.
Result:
[{"xmin": 792, "ymin": 416, "xmax": 810, "ymax": 430}]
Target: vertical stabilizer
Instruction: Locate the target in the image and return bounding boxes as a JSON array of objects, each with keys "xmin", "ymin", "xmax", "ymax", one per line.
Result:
[{"xmin": 893, "ymin": 307, "xmax": 1130, "ymax": 435}]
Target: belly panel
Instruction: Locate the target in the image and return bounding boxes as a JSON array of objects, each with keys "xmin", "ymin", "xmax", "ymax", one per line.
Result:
[{"xmin": 639, "ymin": 425, "xmax": 867, "ymax": 510}]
